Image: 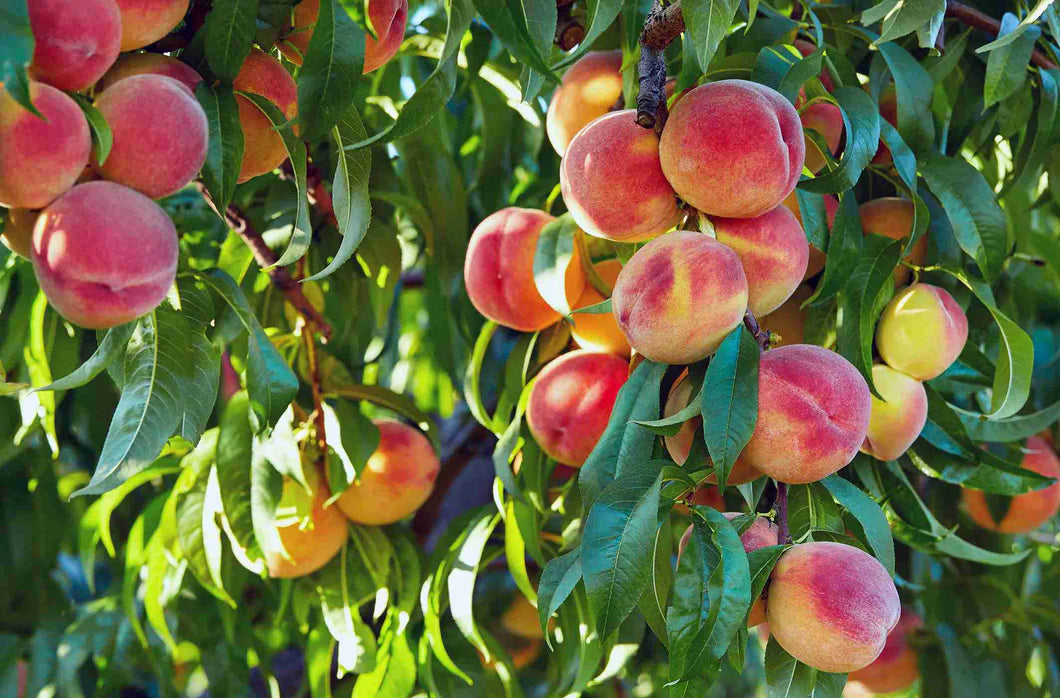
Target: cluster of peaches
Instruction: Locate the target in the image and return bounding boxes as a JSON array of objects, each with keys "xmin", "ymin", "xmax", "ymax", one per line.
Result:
[{"xmin": 1, "ymin": 0, "xmax": 406, "ymax": 330}]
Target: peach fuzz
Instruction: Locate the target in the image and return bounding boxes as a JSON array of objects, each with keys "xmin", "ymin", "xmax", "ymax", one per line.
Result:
[
  {"xmin": 546, "ymin": 51, "xmax": 623, "ymax": 156},
  {"xmin": 27, "ymin": 0, "xmax": 121, "ymax": 92},
  {"xmin": 761, "ymin": 283, "xmax": 813, "ymax": 347},
  {"xmin": 742, "ymin": 345, "xmax": 871, "ymax": 484},
  {"xmin": 463, "ymin": 208, "xmax": 585, "ymax": 332},
  {"xmin": 847, "ymin": 608, "xmax": 923, "ymax": 694},
  {"xmin": 571, "ymin": 259, "xmax": 630, "ymax": 356},
  {"xmin": 801, "ymin": 101, "xmax": 843, "ymax": 173},
  {"xmin": 560, "ymin": 110, "xmax": 682, "ymax": 242},
  {"xmin": 876, "ymin": 283, "xmax": 968, "ymax": 381},
  {"xmin": 501, "ymin": 595, "xmax": 542, "ymax": 640},
  {"xmin": 277, "ymin": 0, "xmax": 408, "ymax": 72},
  {"xmin": 660, "ymin": 80, "xmax": 805, "ymax": 218},
  {"xmin": 2, "ymin": 209, "xmax": 37, "ymax": 258},
  {"xmin": 859, "ymin": 197, "xmax": 928, "ymax": 286},
  {"xmin": 32, "ymin": 182, "xmax": 178, "ymax": 329},
  {"xmin": 782, "ymin": 190, "xmax": 837, "ymax": 279},
  {"xmin": 861, "ymin": 364, "xmax": 927, "ymax": 462},
  {"xmin": 93, "ymin": 75, "xmax": 208, "ymax": 199},
  {"xmin": 0, "ymin": 83, "xmax": 91, "ymax": 210},
  {"xmin": 335, "ymin": 419, "xmax": 440, "ymax": 525},
  {"xmin": 766, "ymin": 542, "xmax": 900, "ymax": 673},
  {"xmin": 962, "ymin": 436, "xmax": 1060, "ymax": 534},
  {"xmin": 114, "ymin": 0, "xmax": 190, "ymax": 51},
  {"xmin": 526, "ymin": 350, "xmax": 628, "ymax": 467},
  {"xmin": 233, "ymin": 49, "xmax": 300, "ymax": 183},
  {"xmin": 612, "ymin": 231, "xmax": 749, "ymax": 365},
  {"xmin": 710, "ymin": 205, "xmax": 809, "ymax": 316},
  {"xmin": 99, "ymin": 53, "xmax": 204, "ymax": 94},
  {"xmin": 266, "ymin": 472, "xmax": 349, "ymax": 579}
]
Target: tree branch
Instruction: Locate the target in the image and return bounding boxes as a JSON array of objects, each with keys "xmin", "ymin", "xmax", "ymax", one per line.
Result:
[
  {"xmin": 945, "ymin": 1, "xmax": 1057, "ymax": 70},
  {"xmin": 774, "ymin": 482, "xmax": 790, "ymax": 544},
  {"xmin": 555, "ymin": 2, "xmax": 585, "ymax": 51},
  {"xmin": 743, "ymin": 311, "xmax": 771, "ymax": 351},
  {"xmin": 637, "ymin": 1, "xmax": 684, "ymax": 131}
]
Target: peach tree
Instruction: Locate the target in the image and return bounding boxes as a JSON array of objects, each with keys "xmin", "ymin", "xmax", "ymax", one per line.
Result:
[{"xmin": 0, "ymin": 0, "xmax": 1059, "ymax": 696}]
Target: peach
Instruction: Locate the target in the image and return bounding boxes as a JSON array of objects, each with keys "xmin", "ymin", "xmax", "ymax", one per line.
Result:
[
  {"xmin": 99, "ymin": 53, "xmax": 204, "ymax": 94},
  {"xmin": 847, "ymin": 608, "xmax": 923, "ymax": 694},
  {"xmin": 871, "ymin": 87, "xmax": 897, "ymax": 165},
  {"xmin": 875, "ymin": 283, "xmax": 968, "ymax": 381},
  {"xmin": 31, "ymin": 182, "xmax": 177, "ymax": 329},
  {"xmin": 114, "ymin": 0, "xmax": 190, "ymax": 51},
  {"xmin": 276, "ymin": 0, "xmax": 408, "ymax": 73},
  {"xmin": 710, "ymin": 205, "xmax": 809, "ymax": 316},
  {"xmin": 782, "ymin": 191, "xmax": 837, "ymax": 279},
  {"xmin": 801, "ymin": 101, "xmax": 843, "ymax": 173},
  {"xmin": 93, "ymin": 75, "xmax": 208, "ymax": 199},
  {"xmin": 766, "ymin": 542, "xmax": 901, "ymax": 673},
  {"xmin": 760, "ymin": 283, "xmax": 813, "ymax": 347},
  {"xmin": 526, "ymin": 350, "xmax": 628, "ymax": 467},
  {"xmin": 571, "ymin": 258, "xmax": 630, "ymax": 356},
  {"xmin": 2, "ymin": 209, "xmax": 37, "ymax": 258},
  {"xmin": 266, "ymin": 470, "xmax": 349, "ymax": 578},
  {"xmin": 560, "ymin": 110, "xmax": 682, "ymax": 242},
  {"xmin": 611, "ymin": 231, "xmax": 749, "ymax": 364},
  {"xmin": 335, "ymin": 419, "xmax": 440, "ymax": 525},
  {"xmin": 463, "ymin": 208, "xmax": 585, "ymax": 332},
  {"xmin": 793, "ymin": 39, "xmax": 835, "ymax": 91},
  {"xmin": 0, "ymin": 82, "xmax": 91, "ymax": 209},
  {"xmin": 963, "ymin": 436, "xmax": 1060, "ymax": 534},
  {"xmin": 546, "ymin": 51, "xmax": 623, "ymax": 156},
  {"xmin": 861, "ymin": 364, "xmax": 927, "ymax": 462},
  {"xmin": 859, "ymin": 197, "xmax": 928, "ymax": 286},
  {"xmin": 27, "ymin": 0, "xmax": 122, "ymax": 91},
  {"xmin": 742, "ymin": 345, "xmax": 871, "ymax": 484},
  {"xmin": 232, "ymin": 49, "xmax": 299, "ymax": 183},
  {"xmin": 501, "ymin": 595, "xmax": 541, "ymax": 640},
  {"xmin": 659, "ymin": 80, "xmax": 805, "ymax": 218}
]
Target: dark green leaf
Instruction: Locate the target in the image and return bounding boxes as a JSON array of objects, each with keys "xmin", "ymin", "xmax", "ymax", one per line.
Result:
[
  {"xmin": 69, "ymin": 94, "xmax": 112, "ymax": 165},
  {"xmin": 538, "ymin": 547, "xmax": 582, "ymax": 641},
  {"xmin": 765, "ymin": 640, "xmax": 846, "ymax": 697},
  {"xmin": 836, "ymin": 234, "xmax": 902, "ymax": 389},
  {"xmin": 956, "ymin": 401, "xmax": 1060, "ymax": 442},
  {"xmin": 684, "ymin": 0, "xmax": 742, "ymax": 71},
  {"xmin": 876, "ymin": 41, "xmax": 936, "ymax": 154},
  {"xmin": 216, "ymin": 390, "xmax": 261, "ymax": 563},
  {"xmin": 820, "ymin": 475, "xmax": 895, "ymax": 574},
  {"xmin": 203, "ymin": 0, "xmax": 258, "ymax": 82},
  {"xmin": 983, "ymin": 13, "xmax": 1041, "ymax": 107},
  {"xmin": 296, "ymin": 0, "xmax": 364, "ymax": 141},
  {"xmin": 534, "ymin": 213, "xmax": 579, "ymax": 318},
  {"xmin": 473, "ymin": 0, "xmax": 557, "ymax": 79},
  {"xmin": 701, "ymin": 326, "xmax": 759, "ymax": 489},
  {"xmin": 798, "ymin": 87, "xmax": 879, "ymax": 193},
  {"xmin": 34, "ymin": 323, "xmax": 134, "ymax": 393},
  {"xmin": 196, "ymin": 83, "xmax": 244, "ymax": 214},
  {"xmin": 0, "ymin": 0, "xmax": 34, "ymax": 112}
]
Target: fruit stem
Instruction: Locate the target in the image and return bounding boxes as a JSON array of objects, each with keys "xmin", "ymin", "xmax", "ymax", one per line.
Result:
[
  {"xmin": 637, "ymin": 1, "xmax": 684, "ymax": 132},
  {"xmin": 743, "ymin": 311, "xmax": 771, "ymax": 351},
  {"xmin": 775, "ymin": 482, "xmax": 791, "ymax": 545}
]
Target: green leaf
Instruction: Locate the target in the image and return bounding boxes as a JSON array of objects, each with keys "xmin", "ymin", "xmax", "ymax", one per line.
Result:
[
  {"xmin": 836, "ymin": 234, "xmax": 902, "ymax": 389},
  {"xmin": 956, "ymin": 401, "xmax": 1060, "ymax": 442},
  {"xmin": 323, "ymin": 383, "xmax": 439, "ymax": 452},
  {"xmin": 463, "ymin": 321, "xmax": 498, "ymax": 429},
  {"xmin": 747, "ymin": 544, "xmax": 787, "ymax": 612},
  {"xmin": 798, "ymin": 87, "xmax": 880, "ymax": 194},
  {"xmin": 250, "ymin": 443, "xmax": 287, "ymax": 567},
  {"xmin": 534, "ymin": 213, "xmax": 579, "ymax": 318},
  {"xmin": 572, "ymin": 298, "xmax": 612, "ymax": 315},
  {"xmin": 473, "ymin": 0, "xmax": 558, "ymax": 79},
  {"xmin": 820, "ymin": 475, "xmax": 895, "ymax": 575},
  {"xmin": 787, "ymin": 482, "xmax": 844, "ymax": 540},
  {"xmin": 684, "ymin": 0, "xmax": 742, "ymax": 71},
  {"xmin": 203, "ymin": 0, "xmax": 258, "ymax": 82},
  {"xmin": 983, "ymin": 13, "xmax": 1041, "ymax": 107},
  {"xmin": 807, "ymin": 193, "xmax": 863, "ymax": 306},
  {"xmin": 306, "ymin": 625, "xmax": 336, "ymax": 698},
  {"xmin": 175, "ymin": 278, "xmax": 220, "ymax": 442},
  {"xmin": 701, "ymin": 326, "xmax": 760, "ymax": 489},
  {"xmin": 196, "ymin": 83, "xmax": 244, "ymax": 215},
  {"xmin": 863, "ymin": 0, "xmax": 945, "ymax": 45},
  {"xmin": 352, "ymin": 608, "xmax": 417, "ymax": 698},
  {"xmin": 296, "ymin": 0, "xmax": 364, "ymax": 141},
  {"xmin": 504, "ymin": 500, "xmax": 538, "ymax": 604},
  {"xmin": 69, "ymin": 94, "xmax": 112, "ymax": 165},
  {"xmin": 538, "ymin": 547, "xmax": 582, "ymax": 642},
  {"xmin": 876, "ymin": 41, "xmax": 935, "ymax": 154},
  {"xmin": 322, "ymin": 401, "xmax": 379, "ymax": 502},
  {"xmin": 638, "ymin": 517, "xmax": 673, "ymax": 647},
  {"xmin": 215, "ymin": 391, "xmax": 262, "ymax": 564},
  {"xmin": 174, "ymin": 443, "xmax": 235, "ymax": 606},
  {"xmin": 33, "ymin": 323, "xmax": 134, "ymax": 393},
  {"xmin": 764, "ymin": 640, "xmax": 846, "ymax": 697},
  {"xmin": 0, "ymin": 0, "xmax": 34, "ymax": 112},
  {"xmin": 317, "ymin": 543, "xmax": 378, "ymax": 677},
  {"xmin": 448, "ymin": 511, "xmax": 501, "ymax": 660}
]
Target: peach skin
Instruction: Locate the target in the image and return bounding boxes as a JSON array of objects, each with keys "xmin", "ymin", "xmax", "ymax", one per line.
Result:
[
  {"xmin": 847, "ymin": 607, "xmax": 923, "ymax": 694},
  {"xmin": 266, "ymin": 471, "xmax": 349, "ymax": 579},
  {"xmin": 27, "ymin": 0, "xmax": 122, "ymax": 92},
  {"xmin": 793, "ymin": 39, "xmax": 835, "ymax": 91},
  {"xmin": 232, "ymin": 49, "xmax": 299, "ymax": 183},
  {"xmin": 801, "ymin": 101, "xmax": 843, "ymax": 174},
  {"xmin": 611, "ymin": 231, "xmax": 749, "ymax": 365},
  {"xmin": 277, "ymin": 0, "xmax": 408, "ymax": 73},
  {"xmin": 861, "ymin": 364, "xmax": 927, "ymax": 462},
  {"xmin": 526, "ymin": 350, "xmax": 628, "ymax": 467},
  {"xmin": 963, "ymin": 436, "xmax": 1060, "ymax": 534},
  {"xmin": 782, "ymin": 191, "xmax": 837, "ymax": 279},
  {"xmin": 546, "ymin": 51, "xmax": 623, "ymax": 156},
  {"xmin": 571, "ymin": 258, "xmax": 631, "ymax": 356},
  {"xmin": 2, "ymin": 209, "xmax": 37, "ymax": 258},
  {"xmin": 114, "ymin": 0, "xmax": 191, "ymax": 51},
  {"xmin": 859, "ymin": 197, "xmax": 928, "ymax": 286},
  {"xmin": 871, "ymin": 87, "xmax": 898, "ymax": 165},
  {"xmin": 766, "ymin": 542, "xmax": 901, "ymax": 673},
  {"xmin": 760, "ymin": 283, "xmax": 814, "ymax": 347},
  {"xmin": 501, "ymin": 595, "xmax": 542, "ymax": 640},
  {"xmin": 876, "ymin": 283, "xmax": 968, "ymax": 381},
  {"xmin": 99, "ymin": 53, "xmax": 204, "ymax": 94}
]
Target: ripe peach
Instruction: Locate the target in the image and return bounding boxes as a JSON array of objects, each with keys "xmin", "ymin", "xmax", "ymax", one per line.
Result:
[
  {"xmin": 0, "ymin": 82, "xmax": 91, "ymax": 209},
  {"xmin": 2, "ymin": 209, "xmax": 37, "ymax": 258},
  {"xmin": 767, "ymin": 542, "xmax": 901, "ymax": 673},
  {"xmin": 501, "ymin": 595, "xmax": 541, "ymax": 640},
  {"xmin": 876, "ymin": 283, "xmax": 968, "ymax": 381},
  {"xmin": 335, "ymin": 419, "xmax": 440, "ymax": 525},
  {"xmin": 276, "ymin": 0, "xmax": 408, "ymax": 73},
  {"xmin": 781, "ymin": 191, "xmax": 837, "ymax": 279},
  {"xmin": 611, "ymin": 231, "xmax": 749, "ymax": 364},
  {"xmin": 847, "ymin": 608, "xmax": 923, "ymax": 694},
  {"xmin": 710, "ymin": 205, "xmax": 809, "ymax": 316},
  {"xmin": 760, "ymin": 283, "xmax": 813, "ymax": 347},
  {"xmin": 232, "ymin": 49, "xmax": 299, "ymax": 183},
  {"xmin": 266, "ymin": 471, "xmax": 349, "ymax": 578},
  {"xmin": 571, "ymin": 259, "xmax": 630, "ymax": 356},
  {"xmin": 861, "ymin": 364, "xmax": 927, "ymax": 462},
  {"xmin": 93, "ymin": 75, "xmax": 208, "ymax": 199},
  {"xmin": 963, "ymin": 436, "xmax": 1060, "ymax": 534},
  {"xmin": 742, "ymin": 345, "xmax": 871, "ymax": 484},
  {"xmin": 801, "ymin": 102, "xmax": 843, "ymax": 173},
  {"xmin": 859, "ymin": 197, "xmax": 928, "ymax": 286},
  {"xmin": 526, "ymin": 350, "xmax": 628, "ymax": 467},
  {"xmin": 659, "ymin": 80, "xmax": 805, "ymax": 218},
  {"xmin": 871, "ymin": 87, "xmax": 897, "ymax": 165},
  {"xmin": 27, "ymin": 0, "xmax": 122, "ymax": 91},
  {"xmin": 463, "ymin": 208, "xmax": 585, "ymax": 332},
  {"xmin": 31, "ymin": 182, "xmax": 177, "ymax": 329},
  {"xmin": 546, "ymin": 50, "xmax": 623, "ymax": 156},
  {"xmin": 99, "ymin": 53, "xmax": 203, "ymax": 94},
  {"xmin": 114, "ymin": 0, "xmax": 190, "ymax": 51},
  {"xmin": 561, "ymin": 110, "xmax": 682, "ymax": 242}
]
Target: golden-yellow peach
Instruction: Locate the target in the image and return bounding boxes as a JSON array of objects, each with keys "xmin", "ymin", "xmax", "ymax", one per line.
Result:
[
  {"xmin": 875, "ymin": 283, "xmax": 968, "ymax": 381},
  {"xmin": 266, "ymin": 471, "xmax": 349, "ymax": 579},
  {"xmin": 962, "ymin": 436, "xmax": 1060, "ymax": 534},
  {"xmin": 546, "ymin": 50, "xmax": 623, "ymax": 156},
  {"xmin": 114, "ymin": 0, "xmax": 191, "ymax": 51},
  {"xmin": 571, "ymin": 259, "xmax": 630, "ymax": 356}
]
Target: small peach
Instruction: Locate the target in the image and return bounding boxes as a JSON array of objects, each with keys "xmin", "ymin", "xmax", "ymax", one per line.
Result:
[
  {"xmin": 114, "ymin": 0, "xmax": 191, "ymax": 51},
  {"xmin": 546, "ymin": 51, "xmax": 623, "ymax": 156},
  {"xmin": 963, "ymin": 436, "xmax": 1060, "ymax": 534},
  {"xmin": 266, "ymin": 471, "xmax": 349, "ymax": 579},
  {"xmin": 875, "ymin": 283, "xmax": 968, "ymax": 381},
  {"xmin": 99, "ymin": 53, "xmax": 204, "ymax": 94},
  {"xmin": 2, "ymin": 209, "xmax": 38, "ymax": 258},
  {"xmin": 861, "ymin": 364, "xmax": 927, "ymax": 462},
  {"xmin": 571, "ymin": 258, "xmax": 631, "ymax": 356},
  {"xmin": 847, "ymin": 608, "xmax": 923, "ymax": 694},
  {"xmin": 232, "ymin": 49, "xmax": 299, "ymax": 183},
  {"xmin": 858, "ymin": 197, "xmax": 928, "ymax": 286}
]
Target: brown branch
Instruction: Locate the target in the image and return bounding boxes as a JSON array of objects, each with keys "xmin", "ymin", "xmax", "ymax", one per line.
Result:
[
  {"xmin": 774, "ymin": 482, "xmax": 790, "ymax": 544},
  {"xmin": 637, "ymin": 1, "xmax": 684, "ymax": 131},
  {"xmin": 945, "ymin": 1, "xmax": 1057, "ymax": 70},
  {"xmin": 743, "ymin": 311, "xmax": 771, "ymax": 351},
  {"xmin": 555, "ymin": 3, "xmax": 585, "ymax": 51},
  {"xmin": 303, "ymin": 321, "xmax": 328, "ymax": 470}
]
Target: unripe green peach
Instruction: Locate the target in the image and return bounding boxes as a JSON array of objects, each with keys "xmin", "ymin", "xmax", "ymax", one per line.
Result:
[
  {"xmin": 546, "ymin": 51, "xmax": 623, "ymax": 156},
  {"xmin": 27, "ymin": 0, "xmax": 122, "ymax": 91},
  {"xmin": 962, "ymin": 436, "xmax": 1060, "ymax": 534},
  {"xmin": 861, "ymin": 364, "xmax": 927, "ymax": 462},
  {"xmin": 859, "ymin": 197, "xmax": 928, "ymax": 286},
  {"xmin": 847, "ymin": 608, "xmax": 923, "ymax": 694},
  {"xmin": 266, "ymin": 470, "xmax": 349, "ymax": 579},
  {"xmin": 232, "ymin": 49, "xmax": 299, "ymax": 183},
  {"xmin": 276, "ymin": 0, "xmax": 408, "ymax": 73},
  {"xmin": 571, "ymin": 259, "xmax": 631, "ymax": 356},
  {"xmin": 875, "ymin": 283, "xmax": 968, "ymax": 381},
  {"xmin": 114, "ymin": 0, "xmax": 191, "ymax": 51}
]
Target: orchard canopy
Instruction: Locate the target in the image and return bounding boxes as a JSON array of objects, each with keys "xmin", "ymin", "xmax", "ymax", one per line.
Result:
[{"xmin": 2, "ymin": 0, "xmax": 1060, "ymax": 695}]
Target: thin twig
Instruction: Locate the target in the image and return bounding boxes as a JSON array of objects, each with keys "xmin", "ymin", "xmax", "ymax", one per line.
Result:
[
  {"xmin": 945, "ymin": 1, "xmax": 1057, "ymax": 70},
  {"xmin": 775, "ymin": 483, "xmax": 790, "ymax": 544},
  {"xmin": 743, "ymin": 311, "xmax": 771, "ymax": 351},
  {"xmin": 303, "ymin": 323, "xmax": 328, "ymax": 470}
]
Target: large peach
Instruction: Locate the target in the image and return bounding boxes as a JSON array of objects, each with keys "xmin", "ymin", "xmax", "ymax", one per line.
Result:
[
  {"xmin": 276, "ymin": 0, "xmax": 408, "ymax": 73},
  {"xmin": 710, "ymin": 205, "xmax": 809, "ymax": 316},
  {"xmin": 526, "ymin": 350, "xmax": 628, "ymax": 467},
  {"xmin": 266, "ymin": 470, "xmax": 349, "ymax": 578},
  {"xmin": 31, "ymin": 182, "xmax": 177, "ymax": 329},
  {"xmin": 99, "ymin": 53, "xmax": 203, "ymax": 94},
  {"xmin": 114, "ymin": 0, "xmax": 190, "ymax": 51},
  {"xmin": 660, "ymin": 80, "xmax": 805, "ymax": 218},
  {"xmin": 27, "ymin": 0, "xmax": 122, "ymax": 91},
  {"xmin": 760, "ymin": 283, "xmax": 813, "ymax": 347},
  {"xmin": 571, "ymin": 259, "xmax": 630, "ymax": 356},
  {"xmin": 232, "ymin": 49, "xmax": 299, "ymax": 183},
  {"xmin": 742, "ymin": 345, "xmax": 871, "ymax": 484},
  {"xmin": 93, "ymin": 75, "xmax": 208, "ymax": 199},
  {"xmin": 546, "ymin": 51, "xmax": 623, "ymax": 156},
  {"xmin": 0, "ymin": 82, "xmax": 91, "ymax": 209},
  {"xmin": 767, "ymin": 542, "xmax": 901, "ymax": 673},
  {"xmin": 463, "ymin": 208, "xmax": 585, "ymax": 332},
  {"xmin": 782, "ymin": 191, "xmax": 837, "ymax": 279},
  {"xmin": 335, "ymin": 419, "xmax": 440, "ymax": 525},
  {"xmin": 963, "ymin": 436, "xmax": 1060, "ymax": 534},
  {"xmin": 859, "ymin": 197, "xmax": 928, "ymax": 286},
  {"xmin": 876, "ymin": 283, "xmax": 968, "ymax": 381},
  {"xmin": 2, "ymin": 209, "xmax": 37, "ymax": 258},
  {"xmin": 847, "ymin": 608, "xmax": 923, "ymax": 694},
  {"xmin": 560, "ymin": 110, "xmax": 682, "ymax": 242},
  {"xmin": 861, "ymin": 364, "xmax": 927, "ymax": 462},
  {"xmin": 801, "ymin": 101, "xmax": 843, "ymax": 173},
  {"xmin": 611, "ymin": 231, "xmax": 748, "ymax": 364}
]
